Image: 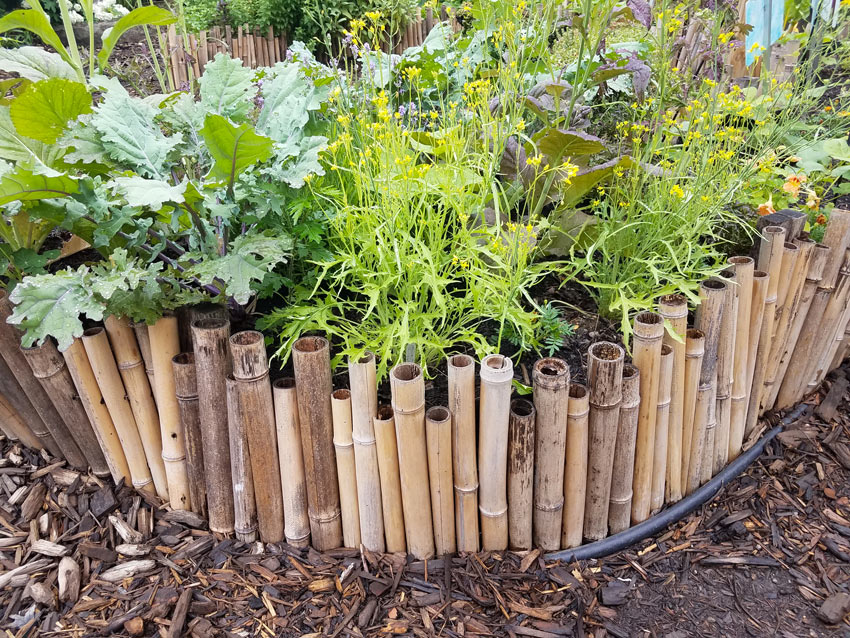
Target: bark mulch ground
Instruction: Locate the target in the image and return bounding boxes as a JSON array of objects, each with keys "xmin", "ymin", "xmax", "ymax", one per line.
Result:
[{"xmin": 3, "ymin": 367, "xmax": 850, "ymax": 637}]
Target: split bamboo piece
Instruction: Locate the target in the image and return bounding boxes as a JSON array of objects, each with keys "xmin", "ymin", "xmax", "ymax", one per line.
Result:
[
  {"xmin": 292, "ymin": 336, "xmax": 342, "ymax": 551},
  {"xmin": 823, "ymin": 299, "xmax": 850, "ymax": 375},
  {"xmin": 651, "ymin": 345, "xmax": 673, "ymax": 513},
  {"xmin": 631, "ymin": 312, "xmax": 664, "ymax": 523},
  {"xmin": 272, "ymin": 378, "xmax": 310, "ymax": 547},
  {"xmin": 659, "ymin": 295, "xmax": 687, "ymax": 504},
  {"xmin": 21, "ymin": 341, "xmax": 110, "ymax": 477},
  {"xmin": 447, "ymin": 354, "xmax": 479, "ymax": 552},
  {"xmin": 608, "ymin": 364, "xmax": 639, "ymax": 535},
  {"xmin": 225, "ymin": 375, "xmax": 258, "ymax": 543},
  {"xmin": 808, "ymin": 256, "xmax": 850, "ymax": 388},
  {"xmin": 680, "ymin": 329, "xmax": 704, "ymax": 494},
  {"xmin": 348, "ymin": 352, "xmax": 385, "ymax": 553},
  {"xmin": 148, "ymin": 315, "xmax": 191, "ymax": 511},
  {"xmin": 331, "ymin": 389, "xmax": 361, "ymax": 548},
  {"xmin": 191, "ymin": 318, "xmax": 235, "ymax": 534},
  {"xmin": 0, "ymin": 393, "xmax": 42, "ymax": 450},
  {"xmin": 727, "ymin": 256, "xmax": 754, "ymax": 461},
  {"xmin": 584, "ymin": 342, "xmax": 624, "ymax": 541},
  {"xmin": 478, "ymin": 354, "xmax": 514, "ymax": 551},
  {"xmin": 531, "ymin": 357, "xmax": 570, "ymax": 551},
  {"xmin": 562, "ymin": 383, "xmax": 589, "ymax": 548},
  {"xmin": 102, "ymin": 317, "xmax": 169, "ymax": 498},
  {"xmin": 0, "ymin": 355, "xmax": 57, "ymax": 456},
  {"xmin": 390, "ymin": 362, "xmax": 434, "ymax": 559},
  {"xmin": 713, "ymin": 268, "xmax": 738, "ymax": 474},
  {"xmin": 132, "ymin": 322, "xmax": 156, "ymax": 399},
  {"xmin": 426, "ymin": 406, "xmax": 455, "ymax": 555},
  {"xmin": 373, "ymin": 405, "xmax": 406, "ymax": 552},
  {"xmin": 172, "ymin": 354, "xmax": 207, "ymax": 518},
  {"xmin": 507, "ymin": 399, "xmax": 535, "ymax": 550}
]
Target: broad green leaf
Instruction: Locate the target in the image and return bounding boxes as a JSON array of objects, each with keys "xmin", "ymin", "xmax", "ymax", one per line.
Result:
[
  {"xmin": 98, "ymin": 6, "xmax": 176, "ymax": 69},
  {"xmin": 0, "ymin": 105, "xmax": 64, "ymax": 169},
  {"xmin": 0, "ymin": 168, "xmax": 78, "ymax": 205},
  {"xmin": 0, "ymin": 46, "xmax": 76, "ymax": 82},
  {"xmin": 109, "ymin": 176, "xmax": 186, "ymax": 211},
  {"xmin": 10, "ymin": 78, "xmax": 91, "ymax": 143},
  {"xmin": 0, "ymin": 10, "xmax": 75, "ymax": 71},
  {"xmin": 199, "ymin": 54, "xmax": 255, "ymax": 120},
  {"xmin": 11, "ymin": 247, "xmax": 59, "ymax": 274},
  {"xmin": 823, "ymin": 138, "xmax": 850, "ymax": 162},
  {"xmin": 200, "ymin": 114, "xmax": 273, "ymax": 187},
  {"xmin": 533, "ymin": 129, "xmax": 606, "ymax": 160},
  {"xmin": 62, "ymin": 115, "xmax": 110, "ymax": 166},
  {"xmin": 267, "ymin": 136, "xmax": 326, "ymax": 188}
]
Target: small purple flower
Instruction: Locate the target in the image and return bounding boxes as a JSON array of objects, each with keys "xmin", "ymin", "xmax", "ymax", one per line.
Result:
[
  {"xmin": 286, "ymin": 50, "xmax": 294, "ymax": 62},
  {"xmin": 398, "ymin": 104, "xmax": 406, "ymax": 117}
]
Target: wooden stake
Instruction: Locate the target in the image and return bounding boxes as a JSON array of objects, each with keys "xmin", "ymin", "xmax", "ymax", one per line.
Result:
[
  {"xmin": 0, "ymin": 355, "xmax": 57, "ymax": 456},
  {"xmin": 272, "ymin": 378, "xmax": 310, "ymax": 547},
  {"xmin": 131, "ymin": 322, "xmax": 156, "ymax": 401},
  {"xmin": 727, "ymin": 256, "xmax": 754, "ymax": 461},
  {"xmin": 447, "ymin": 354, "xmax": 478, "ymax": 552},
  {"xmin": 426, "ymin": 406, "xmax": 455, "ymax": 555},
  {"xmin": 331, "ymin": 389, "xmax": 361, "ymax": 548},
  {"xmin": 713, "ymin": 268, "xmax": 738, "ymax": 474},
  {"xmin": 651, "ymin": 345, "xmax": 673, "ymax": 512},
  {"xmin": 198, "ymin": 30, "xmax": 208, "ymax": 70},
  {"xmin": 172, "ymin": 353, "xmax": 207, "ymax": 518},
  {"xmin": 608, "ymin": 364, "xmax": 639, "ymax": 535},
  {"xmin": 373, "ymin": 405, "xmax": 406, "ymax": 552},
  {"xmin": 562, "ymin": 383, "xmax": 589, "ymax": 548},
  {"xmin": 658, "ymin": 295, "xmax": 687, "ymax": 504},
  {"xmin": 680, "ymin": 329, "xmax": 705, "ymax": 494},
  {"xmin": 225, "ymin": 375, "xmax": 258, "ymax": 543},
  {"xmin": 808, "ymin": 254, "xmax": 850, "ymax": 388},
  {"xmin": 507, "ymin": 398, "xmax": 535, "ymax": 550}
]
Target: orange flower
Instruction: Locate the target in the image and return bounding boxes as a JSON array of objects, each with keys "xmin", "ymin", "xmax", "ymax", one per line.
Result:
[
  {"xmin": 816, "ymin": 214, "xmax": 827, "ymax": 225},
  {"xmin": 782, "ymin": 174, "xmax": 807, "ymax": 198},
  {"xmin": 758, "ymin": 196, "xmax": 776, "ymax": 216}
]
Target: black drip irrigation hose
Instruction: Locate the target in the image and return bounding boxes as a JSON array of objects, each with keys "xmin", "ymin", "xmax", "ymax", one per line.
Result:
[{"xmin": 546, "ymin": 403, "xmax": 809, "ymax": 563}]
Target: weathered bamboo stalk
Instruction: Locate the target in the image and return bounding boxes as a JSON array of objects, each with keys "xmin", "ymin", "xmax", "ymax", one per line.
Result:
[
  {"xmin": 373, "ymin": 405, "xmax": 406, "ymax": 553},
  {"xmin": 182, "ymin": 303, "xmax": 229, "ymax": 352},
  {"xmin": 825, "ymin": 302, "xmax": 850, "ymax": 374},
  {"xmin": 532, "ymin": 357, "xmax": 570, "ymax": 551},
  {"xmin": 172, "ymin": 353, "xmax": 207, "ymax": 518},
  {"xmin": 191, "ymin": 318, "xmax": 235, "ymax": 533},
  {"xmin": 21, "ymin": 341, "xmax": 110, "ymax": 477},
  {"xmin": 348, "ymin": 352, "xmax": 385, "ymax": 553},
  {"xmin": 426, "ymin": 405, "xmax": 455, "ymax": 555},
  {"xmin": 507, "ymin": 398, "xmax": 535, "ymax": 550},
  {"xmin": 478, "ymin": 354, "xmax": 514, "ymax": 551},
  {"xmin": 272, "ymin": 378, "xmax": 310, "ymax": 548},
  {"xmin": 0, "ymin": 355, "xmax": 57, "ymax": 455},
  {"xmin": 631, "ymin": 312, "xmax": 664, "ymax": 523},
  {"xmin": 658, "ymin": 294, "xmax": 687, "ymax": 504},
  {"xmin": 608, "ymin": 364, "xmax": 639, "ymax": 535},
  {"xmin": 584, "ymin": 342, "xmax": 624, "ymax": 541},
  {"xmin": 680, "ymin": 329, "xmax": 704, "ymax": 494},
  {"xmin": 651, "ymin": 345, "xmax": 673, "ymax": 513},
  {"xmin": 131, "ymin": 322, "xmax": 156, "ymax": 399},
  {"xmin": 0, "ymin": 393, "xmax": 42, "ymax": 450},
  {"xmin": 225, "ymin": 375, "xmax": 258, "ymax": 543},
  {"xmin": 810, "ymin": 254, "xmax": 850, "ymax": 386},
  {"xmin": 713, "ymin": 268, "xmax": 738, "ymax": 474},
  {"xmin": 447, "ymin": 354, "xmax": 479, "ymax": 553},
  {"xmin": 391, "ymin": 362, "xmax": 434, "ymax": 559},
  {"xmin": 102, "ymin": 317, "xmax": 169, "ymax": 498},
  {"xmin": 331, "ymin": 389, "xmax": 361, "ymax": 548},
  {"xmin": 562, "ymin": 383, "xmax": 589, "ymax": 548},
  {"xmin": 727, "ymin": 256, "xmax": 754, "ymax": 461},
  {"xmin": 148, "ymin": 315, "xmax": 191, "ymax": 510}
]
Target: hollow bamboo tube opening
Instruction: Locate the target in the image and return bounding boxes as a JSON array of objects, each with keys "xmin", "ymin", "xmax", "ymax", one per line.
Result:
[
  {"xmin": 608, "ymin": 364, "xmax": 639, "ymax": 535},
  {"xmin": 713, "ymin": 268, "xmax": 738, "ymax": 475},
  {"xmin": 292, "ymin": 336, "xmax": 342, "ymax": 551},
  {"xmin": 225, "ymin": 375, "xmax": 258, "ymax": 543},
  {"xmin": 728, "ymin": 256, "xmax": 754, "ymax": 460},
  {"xmin": 658, "ymin": 294, "xmax": 687, "ymax": 504},
  {"xmin": 272, "ymin": 378, "xmax": 311, "ymax": 547},
  {"xmin": 584, "ymin": 342, "xmax": 624, "ymax": 541},
  {"xmin": 172, "ymin": 353, "xmax": 207, "ymax": 518},
  {"xmin": 680, "ymin": 329, "xmax": 705, "ymax": 494},
  {"xmin": 507, "ymin": 398, "xmax": 535, "ymax": 550},
  {"xmin": 562, "ymin": 383, "xmax": 589, "ymax": 548},
  {"xmin": 373, "ymin": 404, "xmax": 406, "ymax": 552},
  {"xmin": 331, "ymin": 389, "xmax": 361, "ymax": 548},
  {"xmin": 0, "ymin": 354, "xmax": 57, "ymax": 456},
  {"xmin": 651, "ymin": 345, "xmax": 673, "ymax": 513},
  {"xmin": 391, "ymin": 362, "xmax": 434, "ymax": 558},
  {"xmin": 447, "ymin": 354, "xmax": 479, "ymax": 552},
  {"xmin": 478, "ymin": 354, "xmax": 514, "ymax": 551},
  {"xmin": 426, "ymin": 405, "xmax": 455, "ymax": 555}
]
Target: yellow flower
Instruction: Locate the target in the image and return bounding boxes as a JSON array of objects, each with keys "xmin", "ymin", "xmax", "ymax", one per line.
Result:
[
  {"xmin": 526, "ymin": 154, "xmax": 543, "ymax": 168},
  {"xmin": 670, "ymin": 184, "xmax": 685, "ymax": 199},
  {"xmin": 365, "ymin": 11, "xmax": 381, "ymax": 23},
  {"xmin": 718, "ymin": 31, "xmax": 734, "ymax": 44}
]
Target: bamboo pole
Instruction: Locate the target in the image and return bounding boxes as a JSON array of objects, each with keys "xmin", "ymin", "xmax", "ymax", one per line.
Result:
[
  {"xmin": 607, "ymin": 364, "xmax": 639, "ymax": 535},
  {"xmin": 507, "ymin": 398, "xmax": 535, "ymax": 550},
  {"xmin": 184, "ymin": 303, "xmax": 228, "ymax": 352},
  {"xmin": 292, "ymin": 336, "xmax": 342, "ymax": 551},
  {"xmin": 225, "ymin": 375, "xmax": 258, "ymax": 543},
  {"xmin": 584, "ymin": 342, "xmax": 624, "ymax": 541},
  {"xmin": 531, "ymin": 357, "xmax": 570, "ymax": 551},
  {"xmin": 659, "ymin": 294, "xmax": 687, "ymax": 504},
  {"xmin": 373, "ymin": 405, "xmax": 406, "ymax": 553},
  {"xmin": 198, "ymin": 30, "xmax": 208, "ymax": 69},
  {"xmin": 562, "ymin": 383, "xmax": 589, "ymax": 548},
  {"xmin": 148, "ymin": 315, "xmax": 191, "ymax": 510},
  {"xmin": 0, "ymin": 393, "xmax": 42, "ymax": 450},
  {"xmin": 0, "ymin": 355, "xmax": 57, "ymax": 455},
  {"xmin": 680, "ymin": 329, "xmax": 704, "ymax": 494},
  {"xmin": 651, "ymin": 345, "xmax": 673, "ymax": 513},
  {"xmin": 331, "ymin": 389, "xmax": 361, "ymax": 548},
  {"xmin": 172, "ymin": 353, "xmax": 207, "ymax": 518},
  {"xmin": 103, "ymin": 317, "xmax": 168, "ymax": 498},
  {"xmin": 447, "ymin": 354, "xmax": 478, "ymax": 552},
  {"xmin": 348, "ymin": 352, "xmax": 384, "ymax": 553},
  {"xmin": 426, "ymin": 405, "xmax": 455, "ymax": 555},
  {"xmin": 631, "ymin": 312, "xmax": 664, "ymax": 523},
  {"xmin": 131, "ymin": 322, "xmax": 156, "ymax": 400},
  {"xmin": 477, "ymin": 354, "xmax": 514, "ymax": 551},
  {"xmin": 727, "ymin": 256, "xmax": 754, "ymax": 461},
  {"xmin": 807, "ymin": 253, "xmax": 850, "ymax": 388},
  {"xmin": 713, "ymin": 268, "xmax": 738, "ymax": 474},
  {"xmin": 191, "ymin": 318, "xmax": 234, "ymax": 533},
  {"xmin": 272, "ymin": 378, "xmax": 310, "ymax": 547},
  {"xmin": 824, "ymin": 300, "xmax": 850, "ymax": 375},
  {"xmin": 21, "ymin": 341, "xmax": 110, "ymax": 477}
]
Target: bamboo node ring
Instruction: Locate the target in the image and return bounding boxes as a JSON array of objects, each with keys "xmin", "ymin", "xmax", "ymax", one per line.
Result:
[
  {"xmin": 534, "ymin": 499, "xmax": 564, "ymax": 512},
  {"xmin": 161, "ymin": 452, "xmax": 187, "ymax": 462},
  {"xmin": 311, "ymin": 510, "xmax": 342, "ymax": 524},
  {"xmin": 351, "ymin": 434, "xmax": 376, "ymax": 446},
  {"xmin": 117, "ymin": 359, "xmax": 144, "ymax": 371},
  {"xmin": 479, "ymin": 505, "xmax": 508, "ymax": 518},
  {"xmin": 390, "ymin": 402, "xmax": 425, "ymax": 415},
  {"xmin": 453, "ymin": 482, "xmax": 479, "ymax": 493}
]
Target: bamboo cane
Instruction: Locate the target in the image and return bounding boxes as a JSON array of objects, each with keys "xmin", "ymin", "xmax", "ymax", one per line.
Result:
[
  {"xmin": 426, "ymin": 405, "xmax": 455, "ymax": 555},
  {"xmin": 348, "ymin": 352, "xmax": 385, "ymax": 553},
  {"xmin": 0, "ymin": 355, "xmax": 57, "ymax": 455},
  {"xmin": 531, "ymin": 357, "xmax": 570, "ymax": 551},
  {"xmin": 832, "ymin": 321, "xmax": 850, "ymax": 369},
  {"xmin": 447, "ymin": 354, "xmax": 479, "ymax": 552},
  {"xmin": 825, "ymin": 303, "xmax": 850, "ymax": 373},
  {"xmin": 132, "ymin": 321, "xmax": 156, "ymax": 400},
  {"xmin": 272, "ymin": 378, "xmax": 310, "ymax": 548},
  {"xmin": 0, "ymin": 393, "xmax": 43, "ymax": 450},
  {"xmin": 607, "ymin": 364, "xmax": 639, "ymax": 535},
  {"xmin": 390, "ymin": 362, "xmax": 434, "ymax": 559},
  {"xmin": 148, "ymin": 315, "xmax": 191, "ymax": 510},
  {"xmin": 695, "ymin": 279, "xmax": 726, "ymax": 487},
  {"xmin": 225, "ymin": 375, "xmax": 258, "ymax": 543},
  {"xmin": 658, "ymin": 294, "xmax": 687, "ymax": 504},
  {"xmin": 478, "ymin": 354, "xmax": 514, "ymax": 551},
  {"xmin": 373, "ymin": 405, "xmax": 406, "ymax": 553},
  {"xmin": 562, "ymin": 383, "xmax": 589, "ymax": 548},
  {"xmin": 21, "ymin": 341, "xmax": 110, "ymax": 477},
  {"xmin": 102, "ymin": 317, "xmax": 169, "ymax": 498},
  {"xmin": 713, "ymin": 268, "xmax": 738, "ymax": 475},
  {"xmin": 507, "ymin": 398, "xmax": 535, "ymax": 550},
  {"xmin": 331, "ymin": 389, "xmax": 361, "ymax": 548},
  {"xmin": 680, "ymin": 329, "xmax": 704, "ymax": 494},
  {"xmin": 631, "ymin": 312, "xmax": 664, "ymax": 524},
  {"xmin": 651, "ymin": 345, "xmax": 673, "ymax": 513},
  {"xmin": 727, "ymin": 256, "xmax": 754, "ymax": 461},
  {"xmin": 808, "ymin": 255, "xmax": 850, "ymax": 388},
  {"xmin": 292, "ymin": 336, "xmax": 342, "ymax": 551},
  {"xmin": 183, "ymin": 303, "xmax": 228, "ymax": 352},
  {"xmin": 172, "ymin": 353, "xmax": 207, "ymax": 518},
  {"xmin": 584, "ymin": 342, "xmax": 624, "ymax": 541},
  {"xmin": 191, "ymin": 318, "xmax": 234, "ymax": 533}
]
